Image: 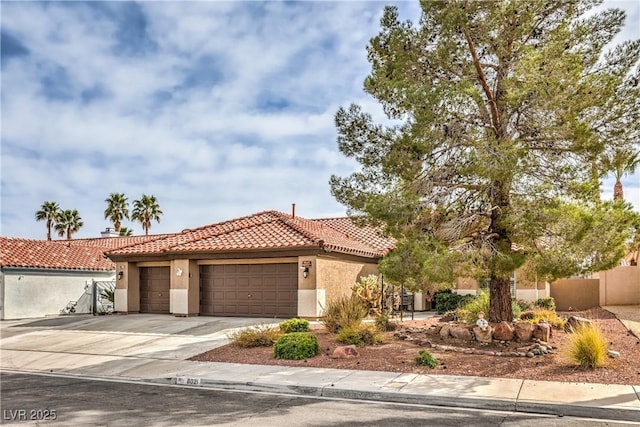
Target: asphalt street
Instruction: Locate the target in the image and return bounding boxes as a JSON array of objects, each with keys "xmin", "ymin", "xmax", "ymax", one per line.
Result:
[{"xmin": 0, "ymin": 372, "xmax": 634, "ymax": 427}]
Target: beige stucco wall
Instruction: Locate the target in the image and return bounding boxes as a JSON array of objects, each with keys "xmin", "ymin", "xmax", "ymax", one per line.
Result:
[
  {"xmin": 1, "ymin": 270, "xmax": 114, "ymax": 320},
  {"xmin": 599, "ymin": 265, "xmax": 640, "ymax": 306},
  {"xmin": 316, "ymin": 256, "xmax": 378, "ymax": 306},
  {"xmin": 550, "ymin": 278, "xmax": 600, "ymax": 311}
]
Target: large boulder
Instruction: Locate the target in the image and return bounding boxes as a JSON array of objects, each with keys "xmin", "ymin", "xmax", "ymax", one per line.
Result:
[
  {"xmin": 533, "ymin": 322, "xmax": 551, "ymax": 342},
  {"xmin": 449, "ymin": 326, "xmax": 473, "ymax": 341},
  {"xmin": 514, "ymin": 322, "xmax": 535, "ymax": 342},
  {"xmin": 439, "ymin": 324, "xmax": 452, "ymax": 339},
  {"xmin": 493, "ymin": 321, "xmax": 514, "ymax": 341},
  {"xmin": 564, "ymin": 316, "xmax": 592, "ymax": 333},
  {"xmin": 331, "ymin": 345, "xmax": 359, "ymax": 359},
  {"xmin": 473, "ymin": 326, "xmax": 493, "ymax": 343}
]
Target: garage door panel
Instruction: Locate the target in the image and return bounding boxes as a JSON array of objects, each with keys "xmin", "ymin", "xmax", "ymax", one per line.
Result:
[{"xmin": 199, "ymin": 263, "xmax": 297, "ymax": 317}]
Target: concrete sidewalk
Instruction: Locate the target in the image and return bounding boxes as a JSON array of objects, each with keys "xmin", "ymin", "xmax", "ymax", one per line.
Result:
[{"xmin": 1, "ymin": 314, "xmax": 639, "ymax": 422}]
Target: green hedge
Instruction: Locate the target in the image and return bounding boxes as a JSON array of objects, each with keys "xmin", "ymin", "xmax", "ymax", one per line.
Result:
[
  {"xmin": 273, "ymin": 332, "xmax": 319, "ymax": 360},
  {"xmin": 434, "ymin": 290, "xmax": 474, "ymax": 314}
]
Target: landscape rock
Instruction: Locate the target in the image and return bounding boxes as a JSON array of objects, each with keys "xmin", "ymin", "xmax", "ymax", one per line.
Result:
[
  {"xmin": 607, "ymin": 350, "xmax": 620, "ymax": 359},
  {"xmin": 473, "ymin": 326, "xmax": 493, "ymax": 343},
  {"xmin": 439, "ymin": 324, "xmax": 452, "ymax": 339},
  {"xmin": 564, "ymin": 316, "xmax": 592, "ymax": 333},
  {"xmin": 449, "ymin": 326, "xmax": 473, "ymax": 341},
  {"xmin": 493, "ymin": 321, "xmax": 514, "ymax": 341},
  {"xmin": 514, "ymin": 322, "xmax": 534, "ymax": 342},
  {"xmin": 331, "ymin": 345, "xmax": 360, "ymax": 359},
  {"xmin": 533, "ymin": 322, "xmax": 551, "ymax": 342}
]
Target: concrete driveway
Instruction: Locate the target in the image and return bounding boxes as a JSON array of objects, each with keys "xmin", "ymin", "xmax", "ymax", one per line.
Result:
[{"xmin": 0, "ymin": 313, "xmax": 282, "ymax": 362}]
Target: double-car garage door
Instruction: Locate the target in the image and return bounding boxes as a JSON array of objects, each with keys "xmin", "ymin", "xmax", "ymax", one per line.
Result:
[{"xmin": 199, "ymin": 263, "xmax": 298, "ymax": 317}]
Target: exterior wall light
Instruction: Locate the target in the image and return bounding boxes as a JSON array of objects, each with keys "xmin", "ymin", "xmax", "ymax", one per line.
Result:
[
  {"xmin": 302, "ymin": 266, "xmax": 309, "ymax": 278},
  {"xmin": 117, "ymin": 271, "xmax": 124, "ymax": 280}
]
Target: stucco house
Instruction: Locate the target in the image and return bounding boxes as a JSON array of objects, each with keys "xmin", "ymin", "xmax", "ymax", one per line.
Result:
[
  {"xmin": 106, "ymin": 210, "xmax": 396, "ymax": 318},
  {"xmin": 0, "ymin": 235, "xmax": 163, "ymax": 320}
]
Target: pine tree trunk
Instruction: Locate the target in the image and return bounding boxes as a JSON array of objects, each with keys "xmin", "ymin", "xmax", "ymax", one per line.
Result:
[
  {"xmin": 613, "ymin": 179, "xmax": 623, "ymax": 201},
  {"xmin": 489, "ymin": 275, "xmax": 512, "ymax": 323}
]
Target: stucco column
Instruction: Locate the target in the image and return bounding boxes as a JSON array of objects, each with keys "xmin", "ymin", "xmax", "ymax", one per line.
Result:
[
  {"xmin": 297, "ymin": 256, "xmax": 323, "ymax": 318},
  {"xmin": 114, "ymin": 262, "xmax": 140, "ymax": 313},
  {"xmin": 170, "ymin": 259, "xmax": 199, "ymax": 316}
]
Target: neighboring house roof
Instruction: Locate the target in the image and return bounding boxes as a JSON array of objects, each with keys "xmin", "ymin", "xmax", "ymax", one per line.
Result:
[
  {"xmin": 107, "ymin": 211, "xmax": 396, "ymax": 259},
  {"xmin": 0, "ymin": 235, "xmax": 166, "ymax": 271}
]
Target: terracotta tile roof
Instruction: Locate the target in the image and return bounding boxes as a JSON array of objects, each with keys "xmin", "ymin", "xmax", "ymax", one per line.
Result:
[
  {"xmin": 0, "ymin": 235, "xmax": 166, "ymax": 271},
  {"xmin": 107, "ymin": 211, "xmax": 396, "ymax": 258},
  {"xmin": 313, "ymin": 217, "xmax": 395, "ymax": 254}
]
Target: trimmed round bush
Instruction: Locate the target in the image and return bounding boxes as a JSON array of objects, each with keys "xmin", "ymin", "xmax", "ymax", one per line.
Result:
[
  {"xmin": 279, "ymin": 318, "xmax": 310, "ymax": 333},
  {"xmin": 273, "ymin": 332, "xmax": 319, "ymax": 360}
]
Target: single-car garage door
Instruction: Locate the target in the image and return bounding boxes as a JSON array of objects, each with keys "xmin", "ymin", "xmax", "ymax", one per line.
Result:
[
  {"xmin": 139, "ymin": 266, "xmax": 170, "ymax": 314},
  {"xmin": 199, "ymin": 263, "xmax": 298, "ymax": 317}
]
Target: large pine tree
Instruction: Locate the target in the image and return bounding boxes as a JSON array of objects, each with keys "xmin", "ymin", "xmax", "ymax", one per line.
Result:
[{"xmin": 331, "ymin": 1, "xmax": 640, "ymax": 322}]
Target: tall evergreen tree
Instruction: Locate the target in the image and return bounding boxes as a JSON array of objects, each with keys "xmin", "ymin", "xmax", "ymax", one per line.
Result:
[
  {"xmin": 331, "ymin": 1, "xmax": 640, "ymax": 322},
  {"xmin": 132, "ymin": 194, "xmax": 163, "ymax": 235},
  {"xmin": 55, "ymin": 209, "xmax": 83, "ymax": 240},
  {"xmin": 104, "ymin": 192, "xmax": 130, "ymax": 232},
  {"xmin": 35, "ymin": 201, "xmax": 60, "ymax": 241}
]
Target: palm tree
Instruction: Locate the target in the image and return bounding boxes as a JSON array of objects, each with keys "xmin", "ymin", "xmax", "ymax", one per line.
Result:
[
  {"xmin": 131, "ymin": 194, "xmax": 163, "ymax": 235},
  {"xmin": 55, "ymin": 209, "xmax": 83, "ymax": 240},
  {"xmin": 104, "ymin": 193, "xmax": 130, "ymax": 232},
  {"xmin": 119, "ymin": 227, "xmax": 134, "ymax": 236},
  {"xmin": 603, "ymin": 149, "xmax": 640, "ymax": 202},
  {"xmin": 35, "ymin": 201, "xmax": 61, "ymax": 241}
]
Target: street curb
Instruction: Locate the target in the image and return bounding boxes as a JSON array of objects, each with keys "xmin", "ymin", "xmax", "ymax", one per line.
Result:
[
  {"xmin": 514, "ymin": 400, "xmax": 640, "ymax": 423},
  {"xmin": 159, "ymin": 376, "xmax": 640, "ymax": 423}
]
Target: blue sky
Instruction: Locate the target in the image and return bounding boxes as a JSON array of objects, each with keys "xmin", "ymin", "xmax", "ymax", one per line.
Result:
[{"xmin": 1, "ymin": 1, "xmax": 639, "ymax": 240}]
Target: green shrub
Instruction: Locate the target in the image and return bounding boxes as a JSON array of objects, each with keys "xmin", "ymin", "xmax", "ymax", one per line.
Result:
[
  {"xmin": 456, "ymin": 290, "xmax": 521, "ymax": 324},
  {"xmin": 534, "ymin": 297, "xmax": 556, "ymax": 311},
  {"xmin": 456, "ymin": 290, "xmax": 490, "ymax": 324},
  {"xmin": 519, "ymin": 308, "xmax": 565, "ymax": 329},
  {"xmin": 435, "ymin": 290, "xmax": 474, "ymax": 314},
  {"xmin": 336, "ymin": 324, "xmax": 383, "ymax": 346},
  {"xmin": 511, "ymin": 300, "xmax": 522, "ymax": 320},
  {"xmin": 565, "ymin": 323, "xmax": 608, "ymax": 368},
  {"xmin": 374, "ymin": 311, "xmax": 398, "ymax": 332},
  {"xmin": 279, "ymin": 318, "xmax": 310, "ymax": 333},
  {"xmin": 227, "ymin": 324, "xmax": 281, "ymax": 348},
  {"xmin": 273, "ymin": 332, "xmax": 320, "ymax": 360},
  {"xmin": 321, "ymin": 295, "xmax": 368, "ymax": 333},
  {"xmin": 516, "ymin": 299, "xmax": 532, "ymax": 311},
  {"xmin": 415, "ymin": 350, "xmax": 439, "ymax": 368}
]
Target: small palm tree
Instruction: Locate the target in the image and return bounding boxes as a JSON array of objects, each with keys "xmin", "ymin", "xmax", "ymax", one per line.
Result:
[
  {"xmin": 55, "ymin": 209, "xmax": 83, "ymax": 240},
  {"xmin": 119, "ymin": 227, "xmax": 134, "ymax": 236},
  {"xmin": 603, "ymin": 149, "xmax": 640, "ymax": 202},
  {"xmin": 35, "ymin": 201, "xmax": 60, "ymax": 240},
  {"xmin": 131, "ymin": 194, "xmax": 163, "ymax": 235},
  {"xmin": 104, "ymin": 193, "xmax": 130, "ymax": 232}
]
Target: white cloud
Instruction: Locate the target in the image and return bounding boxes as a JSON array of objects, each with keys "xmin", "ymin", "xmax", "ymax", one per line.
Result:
[{"xmin": 1, "ymin": 1, "xmax": 638, "ymax": 240}]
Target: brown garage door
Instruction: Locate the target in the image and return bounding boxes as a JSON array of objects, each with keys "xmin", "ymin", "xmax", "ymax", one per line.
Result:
[
  {"xmin": 139, "ymin": 266, "xmax": 170, "ymax": 314},
  {"xmin": 199, "ymin": 263, "xmax": 298, "ymax": 317}
]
